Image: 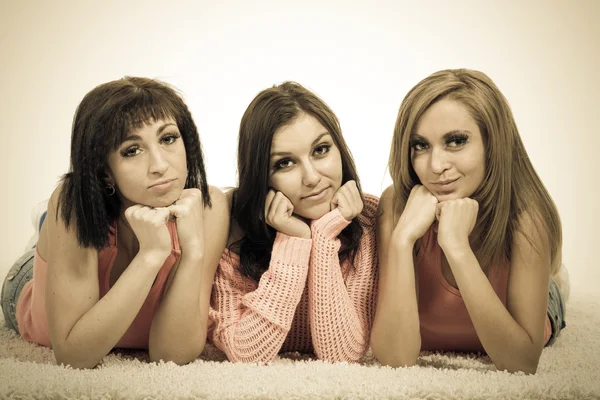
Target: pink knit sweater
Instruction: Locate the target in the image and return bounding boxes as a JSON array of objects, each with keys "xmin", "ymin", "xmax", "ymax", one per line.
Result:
[{"xmin": 208, "ymin": 194, "xmax": 379, "ymax": 363}]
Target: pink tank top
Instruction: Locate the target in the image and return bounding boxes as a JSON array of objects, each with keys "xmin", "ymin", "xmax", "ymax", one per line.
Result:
[
  {"xmin": 16, "ymin": 220, "xmax": 181, "ymax": 349},
  {"xmin": 416, "ymin": 227, "xmax": 551, "ymax": 352}
]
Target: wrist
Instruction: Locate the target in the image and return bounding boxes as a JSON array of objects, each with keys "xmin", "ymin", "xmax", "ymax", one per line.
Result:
[
  {"xmin": 136, "ymin": 249, "xmax": 170, "ymax": 269},
  {"xmin": 439, "ymin": 239, "xmax": 471, "ymax": 257}
]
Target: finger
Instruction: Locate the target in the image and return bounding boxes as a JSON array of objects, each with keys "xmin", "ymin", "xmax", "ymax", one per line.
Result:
[
  {"xmin": 264, "ymin": 189, "xmax": 276, "ymax": 219},
  {"xmin": 435, "ymin": 202, "xmax": 444, "ymax": 221},
  {"xmin": 268, "ymin": 191, "xmax": 286, "ymax": 222},
  {"xmin": 167, "ymin": 204, "xmax": 189, "ymax": 219},
  {"xmin": 275, "ymin": 196, "xmax": 290, "ymax": 219},
  {"xmin": 330, "ymin": 191, "xmax": 340, "ymax": 210},
  {"xmin": 124, "ymin": 204, "xmax": 143, "ymax": 221},
  {"xmin": 149, "ymin": 207, "xmax": 170, "ymax": 223},
  {"xmin": 336, "ymin": 191, "xmax": 350, "ymax": 215}
]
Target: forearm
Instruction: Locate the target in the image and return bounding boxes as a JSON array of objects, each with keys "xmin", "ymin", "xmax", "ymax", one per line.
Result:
[
  {"xmin": 213, "ymin": 234, "xmax": 311, "ymax": 363},
  {"xmin": 308, "ymin": 236, "xmax": 370, "ymax": 362},
  {"xmin": 149, "ymin": 252, "xmax": 206, "ymax": 365},
  {"xmin": 54, "ymin": 252, "xmax": 165, "ymax": 368},
  {"xmin": 370, "ymin": 241, "xmax": 420, "ymax": 367},
  {"xmin": 447, "ymin": 249, "xmax": 543, "ymax": 373}
]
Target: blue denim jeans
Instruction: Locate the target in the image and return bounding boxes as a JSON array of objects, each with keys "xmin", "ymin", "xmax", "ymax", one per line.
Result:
[
  {"xmin": 546, "ymin": 277, "xmax": 566, "ymax": 346},
  {"xmin": 1, "ymin": 250, "xmax": 35, "ymax": 332}
]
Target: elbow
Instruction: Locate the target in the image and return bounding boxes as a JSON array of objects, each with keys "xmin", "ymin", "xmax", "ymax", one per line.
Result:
[
  {"xmin": 495, "ymin": 346, "xmax": 542, "ymax": 375},
  {"xmin": 496, "ymin": 356, "xmax": 540, "ymax": 375},
  {"xmin": 371, "ymin": 343, "xmax": 420, "ymax": 368},
  {"xmin": 370, "ymin": 331, "xmax": 420, "ymax": 368},
  {"xmin": 315, "ymin": 348, "xmax": 363, "ymax": 364},
  {"xmin": 375, "ymin": 352, "xmax": 419, "ymax": 368},
  {"xmin": 498, "ymin": 361, "xmax": 539, "ymax": 375},
  {"xmin": 149, "ymin": 340, "xmax": 205, "ymax": 366},
  {"xmin": 54, "ymin": 347, "xmax": 100, "ymax": 369}
]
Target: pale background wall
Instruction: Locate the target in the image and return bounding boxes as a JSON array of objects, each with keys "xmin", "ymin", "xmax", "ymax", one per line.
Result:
[{"xmin": 0, "ymin": 0, "xmax": 598, "ymax": 292}]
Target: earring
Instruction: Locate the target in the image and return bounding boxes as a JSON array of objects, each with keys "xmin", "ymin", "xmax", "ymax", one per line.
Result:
[{"xmin": 105, "ymin": 183, "xmax": 115, "ymax": 196}]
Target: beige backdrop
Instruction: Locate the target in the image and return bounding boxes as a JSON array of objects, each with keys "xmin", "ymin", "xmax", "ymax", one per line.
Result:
[{"xmin": 1, "ymin": 0, "xmax": 598, "ymax": 291}]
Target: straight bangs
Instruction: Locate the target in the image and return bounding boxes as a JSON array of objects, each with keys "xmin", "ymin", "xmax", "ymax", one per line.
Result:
[{"xmin": 107, "ymin": 90, "xmax": 181, "ymax": 151}]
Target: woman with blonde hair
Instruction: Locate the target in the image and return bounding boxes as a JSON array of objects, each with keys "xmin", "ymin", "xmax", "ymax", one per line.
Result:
[{"xmin": 371, "ymin": 69, "xmax": 566, "ymax": 373}]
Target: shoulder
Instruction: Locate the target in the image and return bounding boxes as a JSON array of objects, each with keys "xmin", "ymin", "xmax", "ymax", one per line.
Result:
[
  {"xmin": 512, "ymin": 210, "xmax": 551, "ymax": 255},
  {"xmin": 202, "ymin": 185, "xmax": 231, "ymax": 231},
  {"xmin": 206, "ymin": 185, "xmax": 229, "ymax": 213},
  {"xmin": 376, "ymin": 185, "xmax": 397, "ymax": 226}
]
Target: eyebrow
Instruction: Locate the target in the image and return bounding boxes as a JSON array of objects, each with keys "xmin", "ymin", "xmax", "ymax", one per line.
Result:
[
  {"xmin": 270, "ymin": 132, "xmax": 331, "ymax": 158},
  {"xmin": 410, "ymin": 129, "xmax": 472, "ymax": 140},
  {"xmin": 123, "ymin": 123, "xmax": 177, "ymax": 142}
]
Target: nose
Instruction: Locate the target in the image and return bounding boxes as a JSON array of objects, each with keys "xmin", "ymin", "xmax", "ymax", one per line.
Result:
[
  {"xmin": 148, "ymin": 148, "xmax": 169, "ymax": 175},
  {"xmin": 430, "ymin": 147, "xmax": 450, "ymax": 175},
  {"xmin": 302, "ymin": 160, "xmax": 321, "ymax": 187}
]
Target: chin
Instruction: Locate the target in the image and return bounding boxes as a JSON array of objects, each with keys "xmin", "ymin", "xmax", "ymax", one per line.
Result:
[{"xmin": 295, "ymin": 204, "xmax": 331, "ymax": 221}]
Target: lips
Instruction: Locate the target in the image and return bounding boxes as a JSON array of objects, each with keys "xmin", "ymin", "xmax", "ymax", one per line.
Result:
[
  {"xmin": 433, "ymin": 178, "xmax": 459, "ymax": 186},
  {"xmin": 302, "ymin": 186, "xmax": 330, "ymax": 201},
  {"xmin": 149, "ymin": 178, "xmax": 176, "ymax": 189}
]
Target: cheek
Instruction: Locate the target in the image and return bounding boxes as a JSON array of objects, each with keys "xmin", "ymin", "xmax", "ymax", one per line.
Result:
[
  {"xmin": 411, "ymin": 156, "xmax": 428, "ymax": 180},
  {"xmin": 326, "ymin": 151, "xmax": 343, "ymax": 180},
  {"xmin": 269, "ymin": 173, "xmax": 296, "ymax": 197}
]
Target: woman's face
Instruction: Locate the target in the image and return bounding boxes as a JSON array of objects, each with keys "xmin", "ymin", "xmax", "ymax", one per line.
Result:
[
  {"xmin": 268, "ymin": 112, "xmax": 343, "ymax": 220},
  {"xmin": 106, "ymin": 118, "xmax": 187, "ymax": 209},
  {"xmin": 410, "ymin": 98, "xmax": 486, "ymax": 202}
]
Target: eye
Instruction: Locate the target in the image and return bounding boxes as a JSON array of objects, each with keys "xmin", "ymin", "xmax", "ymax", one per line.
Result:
[
  {"xmin": 121, "ymin": 146, "xmax": 141, "ymax": 157},
  {"xmin": 314, "ymin": 144, "xmax": 331, "ymax": 156},
  {"xmin": 446, "ymin": 134, "xmax": 468, "ymax": 148},
  {"xmin": 410, "ymin": 140, "xmax": 429, "ymax": 152},
  {"xmin": 274, "ymin": 158, "xmax": 294, "ymax": 170},
  {"xmin": 161, "ymin": 133, "xmax": 180, "ymax": 145}
]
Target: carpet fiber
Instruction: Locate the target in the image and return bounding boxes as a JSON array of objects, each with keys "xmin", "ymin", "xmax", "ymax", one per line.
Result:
[{"xmin": 1, "ymin": 286, "xmax": 599, "ymax": 399}]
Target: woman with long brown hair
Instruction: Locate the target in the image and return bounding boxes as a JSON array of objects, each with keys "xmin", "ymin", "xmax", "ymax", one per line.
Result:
[
  {"xmin": 209, "ymin": 82, "xmax": 379, "ymax": 363},
  {"xmin": 371, "ymin": 69, "xmax": 567, "ymax": 373}
]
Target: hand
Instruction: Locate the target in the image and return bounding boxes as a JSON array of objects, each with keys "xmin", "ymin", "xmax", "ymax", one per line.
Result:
[
  {"xmin": 124, "ymin": 205, "xmax": 172, "ymax": 259},
  {"xmin": 436, "ymin": 198, "xmax": 478, "ymax": 254},
  {"xmin": 167, "ymin": 188, "xmax": 204, "ymax": 256},
  {"xmin": 265, "ymin": 190, "xmax": 311, "ymax": 238},
  {"xmin": 330, "ymin": 180, "xmax": 363, "ymax": 221},
  {"xmin": 393, "ymin": 185, "xmax": 438, "ymax": 245}
]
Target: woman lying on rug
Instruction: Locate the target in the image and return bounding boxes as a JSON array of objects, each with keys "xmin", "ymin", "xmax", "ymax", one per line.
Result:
[
  {"xmin": 1, "ymin": 77, "xmax": 229, "ymax": 369},
  {"xmin": 209, "ymin": 82, "xmax": 378, "ymax": 363},
  {"xmin": 370, "ymin": 69, "xmax": 567, "ymax": 374}
]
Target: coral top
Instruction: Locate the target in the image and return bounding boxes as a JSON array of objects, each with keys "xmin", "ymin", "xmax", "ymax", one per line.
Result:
[
  {"xmin": 208, "ymin": 194, "xmax": 379, "ymax": 363},
  {"xmin": 416, "ymin": 227, "xmax": 552, "ymax": 352},
  {"xmin": 16, "ymin": 221, "xmax": 181, "ymax": 349}
]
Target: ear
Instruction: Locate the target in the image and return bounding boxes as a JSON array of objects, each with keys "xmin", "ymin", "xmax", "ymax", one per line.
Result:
[{"xmin": 103, "ymin": 170, "xmax": 115, "ymax": 186}]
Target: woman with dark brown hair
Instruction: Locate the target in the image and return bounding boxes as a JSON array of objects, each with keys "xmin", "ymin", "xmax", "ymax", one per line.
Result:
[
  {"xmin": 1, "ymin": 77, "xmax": 229, "ymax": 368},
  {"xmin": 209, "ymin": 81, "xmax": 379, "ymax": 363}
]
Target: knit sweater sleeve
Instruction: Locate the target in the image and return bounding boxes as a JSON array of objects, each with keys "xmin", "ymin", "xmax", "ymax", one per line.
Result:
[
  {"xmin": 307, "ymin": 194, "xmax": 379, "ymax": 362},
  {"xmin": 209, "ymin": 232, "xmax": 312, "ymax": 363}
]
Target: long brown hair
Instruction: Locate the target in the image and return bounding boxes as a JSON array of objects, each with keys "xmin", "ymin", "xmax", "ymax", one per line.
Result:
[
  {"xmin": 232, "ymin": 81, "xmax": 364, "ymax": 282},
  {"xmin": 389, "ymin": 69, "xmax": 561, "ymax": 273}
]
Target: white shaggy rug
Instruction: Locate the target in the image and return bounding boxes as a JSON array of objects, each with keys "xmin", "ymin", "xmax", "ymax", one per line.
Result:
[{"xmin": 1, "ymin": 285, "xmax": 599, "ymax": 399}]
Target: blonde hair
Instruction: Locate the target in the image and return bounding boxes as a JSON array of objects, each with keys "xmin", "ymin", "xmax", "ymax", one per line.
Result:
[{"xmin": 389, "ymin": 69, "xmax": 562, "ymax": 273}]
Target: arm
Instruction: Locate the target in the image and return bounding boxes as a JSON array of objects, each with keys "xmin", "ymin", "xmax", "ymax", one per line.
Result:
[
  {"xmin": 149, "ymin": 186, "xmax": 229, "ymax": 364},
  {"xmin": 443, "ymin": 211, "xmax": 550, "ymax": 373},
  {"xmin": 45, "ymin": 187, "xmax": 170, "ymax": 369},
  {"xmin": 210, "ymin": 233, "xmax": 311, "ymax": 363},
  {"xmin": 307, "ymin": 195, "xmax": 378, "ymax": 362},
  {"xmin": 370, "ymin": 187, "xmax": 422, "ymax": 367}
]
